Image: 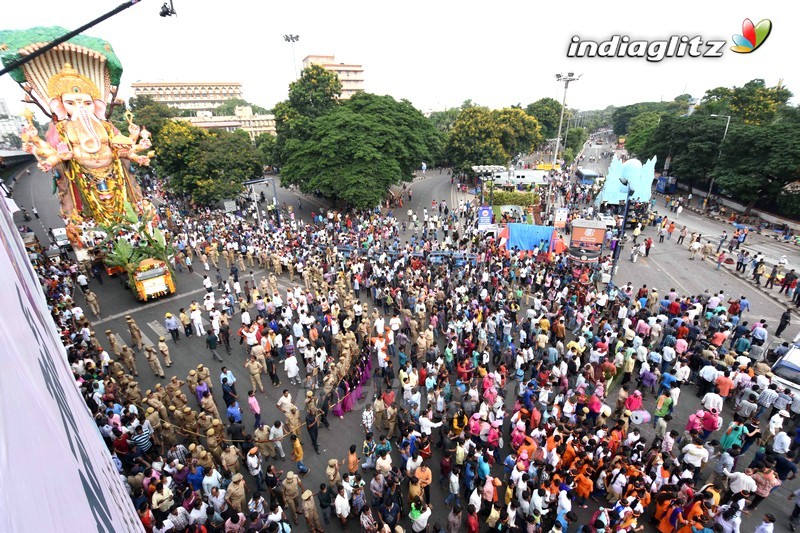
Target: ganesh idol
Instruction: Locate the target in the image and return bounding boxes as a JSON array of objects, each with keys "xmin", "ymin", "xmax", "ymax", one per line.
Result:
[
  {"xmin": 20, "ymin": 62, "xmax": 154, "ymax": 227},
  {"xmin": 0, "ymin": 28, "xmax": 155, "ymax": 231}
]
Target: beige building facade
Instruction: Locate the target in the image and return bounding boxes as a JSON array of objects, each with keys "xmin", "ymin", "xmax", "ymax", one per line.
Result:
[
  {"xmin": 302, "ymin": 55, "xmax": 365, "ymax": 99},
  {"xmin": 130, "ymin": 81, "xmax": 243, "ymax": 112},
  {"xmin": 180, "ymin": 106, "xmax": 275, "ymax": 141}
]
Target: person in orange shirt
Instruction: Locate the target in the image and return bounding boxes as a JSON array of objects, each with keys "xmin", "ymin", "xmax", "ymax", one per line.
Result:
[
  {"xmin": 415, "ymin": 462, "xmax": 433, "ymax": 503},
  {"xmin": 574, "ymin": 467, "xmax": 594, "ymax": 508},
  {"xmin": 715, "ymin": 370, "xmax": 735, "ymax": 401}
]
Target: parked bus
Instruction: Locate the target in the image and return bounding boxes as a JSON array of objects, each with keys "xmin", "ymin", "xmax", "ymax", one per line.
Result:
[{"xmin": 575, "ymin": 167, "xmax": 600, "ymax": 185}]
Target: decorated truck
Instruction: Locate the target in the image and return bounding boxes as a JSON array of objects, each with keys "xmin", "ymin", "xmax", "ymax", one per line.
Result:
[{"xmin": 130, "ymin": 258, "xmax": 175, "ymax": 301}]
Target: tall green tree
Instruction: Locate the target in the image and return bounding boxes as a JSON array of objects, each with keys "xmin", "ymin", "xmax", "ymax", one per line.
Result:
[
  {"xmin": 698, "ymin": 79, "xmax": 792, "ymax": 125},
  {"xmin": 612, "ymin": 96, "xmax": 688, "ymax": 134},
  {"xmin": 525, "ymin": 98, "xmax": 562, "ymax": 140},
  {"xmin": 156, "ymin": 121, "xmax": 260, "ymax": 204},
  {"xmin": 446, "ymin": 106, "xmax": 507, "ymax": 174},
  {"xmin": 492, "ymin": 108, "xmax": 543, "ymax": 159},
  {"xmin": 714, "ymin": 121, "xmax": 800, "ymax": 211},
  {"xmin": 281, "ymin": 93, "xmax": 440, "ymax": 208},
  {"xmin": 624, "ymin": 111, "xmax": 662, "ymax": 156},
  {"xmin": 255, "ymin": 133, "xmax": 277, "ymax": 167},
  {"xmin": 272, "ymin": 64, "xmax": 343, "ymax": 166},
  {"xmin": 125, "ymin": 96, "xmax": 177, "ymax": 142},
  {"xmin": 428, "ymin": 107, "xmax": 461, "ymax": 134},
  {"xmin": 564, "ymin": 126, "xmax": 588, "ymax": 153},
  {"xmin": 287, "ymin": 64, "xmax": 342, "ymax": 119},
  {"xmin": 636, "ymin": 114, "xmax": 723, "ymax": 191}
]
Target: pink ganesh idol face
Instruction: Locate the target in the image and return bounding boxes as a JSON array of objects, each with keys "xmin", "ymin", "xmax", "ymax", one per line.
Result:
[{"xmin": 49, "ymin": 92, "xmax": 107, "ymax": 122}]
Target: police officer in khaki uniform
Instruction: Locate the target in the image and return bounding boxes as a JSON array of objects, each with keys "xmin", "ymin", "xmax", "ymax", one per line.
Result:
[
  {"xmin": 88, "ymin": 331, "xmax": 102, "ymax": 352},
  {"xmin": 183, "ymin": 407, "xmax": 200, "ymax": 445},
  {"xmin": 124, "ymin": 380, "xmax": 142, "ymax": 405},
  {"xmin": 186, "ymin": 369, "xmax": 199, "ymax": 396},
  {"xmin": 201, "ymin": 391, "xmax": 220, "ymax": 420},
  {"xmin": 106, "ymin": 330, "xmax": 121, "ymax": 358},
  {"xmin": 198, "ymin": 449, "xmax": 215, "ymax": 471},
  {"xmin": 144, "ymin": 345, "xmax": 165, "ymax": 378},
  {"xmin": 157, "ymin": 337, "xmax": 173, "ymax": 367},
  {"xmin": 166, "ymin": 376, "xmax": 185, "ymax": 404},
  {"xmin": 286, "ymin": 406, "xmax": 302, "ymax": 440},
  {"xmin": 120, "ymin": 345, "xmax": 138, "ymax": 376},
  {"xmin": 245, "ymin": 354, "xmax": 265, "ymax": 393},
  {"xmin": 146, "ymin": 391, "xmax": 169, "ymax": 421},
  {"xmin": 126, "ymin": 316, "xmax": 143, "ymax": 351},
  {"xmin": 145, "ymin": 407, "xmax": 162, "ymax": 448},
  {"xmin": 196, "ymin": 364, "xmax": 212, "ymax": 391},
  {"xmin": 385, "ymin": 402, "xmax": 398, "ymax": 439},
  {"xmin": 197, "ymin": 412, "xmax": 213, "ymax": 437},
  {"xmin": 85, "ymin": 289, "xmax": 100, "ymax": 317},
  {"xmin": 205, "ymin": 428, "xmax": 223, "ymax": 463},
  {"xmin": 250, "ymin": 343, "xmax": 267, "ymax": 373},
  {"xmin": 160, "ymin": 420, "xmax": 178, "ymax": 449},
  {"xmin": 254, "ymin": 423, "xmax": 276, "ymax": 459}
]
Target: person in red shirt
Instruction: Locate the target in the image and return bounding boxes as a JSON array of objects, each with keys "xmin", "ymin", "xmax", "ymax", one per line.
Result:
[
  {"xmin": 668, "ymin": 300, "xmax": 681, "ymax": 317},
  {"xmin": 467, "ymin": 503, "xmax": 480, "ymax": 533}
]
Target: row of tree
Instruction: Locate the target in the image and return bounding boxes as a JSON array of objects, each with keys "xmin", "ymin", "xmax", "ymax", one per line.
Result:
[
  {"xmin": 619, "ymin": 80, "xmax": 800, "ymax": 214},
  {"xmin": 430, "ymin": 99, "xmax": 610, "ymax": 174}
]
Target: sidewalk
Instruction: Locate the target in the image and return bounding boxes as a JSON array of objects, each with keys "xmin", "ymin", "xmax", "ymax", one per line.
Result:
[{"xmin": 653, "ymin": 191, "xmax": 799, "ymax": 247}]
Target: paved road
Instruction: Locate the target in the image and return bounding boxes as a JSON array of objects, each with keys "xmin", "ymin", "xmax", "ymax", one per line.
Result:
[{"xmin": 13, "ymin": 160, "xmax": 800, "ymax": 531}]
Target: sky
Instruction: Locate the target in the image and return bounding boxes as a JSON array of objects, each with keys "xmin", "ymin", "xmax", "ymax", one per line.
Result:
[{"xmin": 0, "ymin": 0, "xmax": 798, "ymax": 120}]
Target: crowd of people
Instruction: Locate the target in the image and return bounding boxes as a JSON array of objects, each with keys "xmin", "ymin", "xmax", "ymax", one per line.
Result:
[{"xmin": 20, "ymin": 169, "xmax": 800, "ymax": 533}]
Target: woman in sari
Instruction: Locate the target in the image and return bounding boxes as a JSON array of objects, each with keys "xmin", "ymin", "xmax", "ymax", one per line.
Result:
[
  {"xmin": 658, "ymin": 497, "xmax": 686, "ymax": 533},
  {"xmin": 332, "ymin": 380, "xmax": 347, "ymax": 418},
  {"xmin": 343, "ymin": 375, "xmax": 358, "ymax": 412}
]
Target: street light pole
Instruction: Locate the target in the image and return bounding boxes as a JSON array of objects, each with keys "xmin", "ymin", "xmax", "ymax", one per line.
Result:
[
  {"xmin": 283, "ymin": 34, "xmax": 300, "ymax": 79},
  {"xmin": 706, "ymin": 114, "xmax": 731, "ymax": 208},
  {"xmin": 549, "ymin": 72, "xmax": 581, "ymax": 212},
  {"xmin": 610, "ymin": 178, "xmax": 633, "ymax": 285}
]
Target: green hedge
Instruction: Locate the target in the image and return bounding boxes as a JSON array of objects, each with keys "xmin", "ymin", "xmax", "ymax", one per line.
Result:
[{"xmin": 488, "ymin": 190, "xmax": 540, "ymax": 206}]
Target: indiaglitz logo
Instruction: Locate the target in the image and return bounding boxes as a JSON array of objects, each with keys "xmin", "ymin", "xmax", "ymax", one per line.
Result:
[
  {"xmin": 567, "ymin": 17, "xmax": 772, "ymax": 61},
  {"xmin": 730, "ymin": 18, "xmax": 772, "ymax": 53},
  {"xmin": 567, "ymin": 34, "xmax": 726, "ymax": 62}
]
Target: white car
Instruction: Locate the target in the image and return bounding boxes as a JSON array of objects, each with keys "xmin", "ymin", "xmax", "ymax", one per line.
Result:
[
  {"xmin": 597, "ymin": 215, "xmax": 617, "ymax": 229},
  {"xmin": 51, "ymin": 227, "xmax": 72, "ymax": 251}
]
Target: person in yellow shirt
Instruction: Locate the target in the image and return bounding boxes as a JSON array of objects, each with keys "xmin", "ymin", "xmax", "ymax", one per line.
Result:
[
  {"xmin": 539, "ymin": 316, "xmax": 551, "ymax": 333},
  {"xmin": 290, "ymin": 434, "xmax": 309, "ymax": 474}
]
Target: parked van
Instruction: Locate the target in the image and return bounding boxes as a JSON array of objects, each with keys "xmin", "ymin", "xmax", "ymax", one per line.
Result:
[{"xmin": 771, "ymin": 346, "xmax": 800, "ymax": 396}]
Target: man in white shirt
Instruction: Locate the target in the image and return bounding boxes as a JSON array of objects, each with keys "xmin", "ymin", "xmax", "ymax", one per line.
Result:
[
  {"xmin": 702, "ymin": 389, "xmax": 724, "ymax": 414},
  {"xmin": 334, "ymin": 485, "xmax": 351, "ymax": 526},
  {"xmin": 188, "ymin": 500, "xmax": 208, "ymax": 525},
  {"xmin": 773, "ymin": 430, "xmax": 792, "ymax": 455},
  {"xmin": 276, "ymin": 391, "xmax": 294, "ymax": 414},
  {"xmin": 419, "ymin": 410, "xmax": 443, "ymax": 436},
  {"xmin": 411, "ymin": 502, "xmax": 433, "ymax": 532},
  {"xmin": 723, "ymin": 467, "xmax": 757, "ymax": 495},
  {"xmin": 208, "ymin": 486, "xmax": 227, "ymax": 514},
  {"xmin": 681, "ymin": 439, "xmax": 709, "ymax": 469}
]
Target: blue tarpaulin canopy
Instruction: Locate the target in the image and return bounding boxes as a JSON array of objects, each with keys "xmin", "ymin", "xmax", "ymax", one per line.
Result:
[{"xmin": 505, "ymin": 224, "xmax": 556, "ymax": 252}]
